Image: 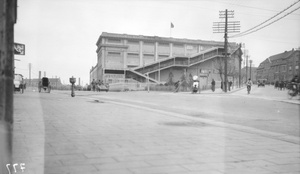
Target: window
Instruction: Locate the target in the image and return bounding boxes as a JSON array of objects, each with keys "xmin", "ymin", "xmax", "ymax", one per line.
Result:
[
  {"xmin": 296, "ymin": 65, "xmax": 299, "ymax": 70},
  {"xmin": 127, "ymin": 53, "xmax": 139, "ymax": 58},
  {"xmin": 144, "ymin": 42, "xmax": 154, "ymax": 45},
  {"xmin": 158, "ymin": 55, "xmax": 169, "ymax": 59},
  {"xmin": 186, "ymin": 45, "xmax": 195, "ymax": 50},
  {"xmin": 289, "ymin": 66, "xmax": 292, "ymax": 71},
  {"xmin": 127, "ymin": 40, "xmax": 139, "ymax": 44},
  {"xmin": 107, "ymin": 52, "xmax": 121, "ymax": 56},
  {"xmin": 282, "ymin": 65, "xmax": 286, "ymax": 72},
  {"xmin": 159, "ymin": 42, "xmax": 169, "ymax": 46},
  {"xmin": 107, "ymin": 39, "xmax": 121, "ymax": 43},
  {"xmin": 143, "ymin": 54, "xmax": 154, "ymax": 58}
]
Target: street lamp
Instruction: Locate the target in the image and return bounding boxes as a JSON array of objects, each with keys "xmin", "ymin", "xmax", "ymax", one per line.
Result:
[{"xmin": 69, "ymin": 76, "xmax": 76, "ymax": 97}]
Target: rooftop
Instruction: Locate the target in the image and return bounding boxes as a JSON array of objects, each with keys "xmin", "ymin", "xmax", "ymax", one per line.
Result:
[{"xmin": 96, "ymin": 32, "xmax": 237, "ymax": 47}]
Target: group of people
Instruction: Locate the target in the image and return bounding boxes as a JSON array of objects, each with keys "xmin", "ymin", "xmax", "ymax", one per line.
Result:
[
  {"xmin": 219, "ymin": 80, "xmax": 233, "ymax": 91},
  {"xmin": 91, "ymin": 79, "xmax": 104, "ymax": 92},
  {"xmin": 173, "ymin": 78, "xmax": 234, "ymax": 93},
  {"xmin": 274, "ymin": 75, "xmax": 299, "ymax": 91}
]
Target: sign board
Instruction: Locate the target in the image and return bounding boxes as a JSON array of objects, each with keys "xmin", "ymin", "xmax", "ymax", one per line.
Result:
[
  {"xmin": 199, "ymin": 73, "xmax": 208, "ymax": 77},
  {"xmin": 14, "ymin": 43, "xmax": 25, "ymax": 55}
]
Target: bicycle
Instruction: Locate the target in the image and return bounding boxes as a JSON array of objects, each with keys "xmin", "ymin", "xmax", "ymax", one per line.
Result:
[
  {"xmin": 247, "ymin": 85, "xmax": 251, "ymax": 94},
  {"xmin": 287, "ymin": 82, "xmax": 299, "ymax": 99}
]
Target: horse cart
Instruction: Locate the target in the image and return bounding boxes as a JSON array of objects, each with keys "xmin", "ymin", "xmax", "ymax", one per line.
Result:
[{"xmin": 39, "ymin": 77, "xmax": 51, "ymax": 93}]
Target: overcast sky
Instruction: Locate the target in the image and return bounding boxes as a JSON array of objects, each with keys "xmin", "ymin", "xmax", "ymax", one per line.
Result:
[{"xmin": 14, "ymin": 0, "xmax": 300, "ymax": 85}]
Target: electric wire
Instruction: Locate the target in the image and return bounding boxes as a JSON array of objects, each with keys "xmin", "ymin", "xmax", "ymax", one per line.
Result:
[
  {"xmin": 229, "ymin": 0, "xmax": 300, "ymax": 38},
  {"xmin": 229, "ymin": 5, "xmax": 300, "ymax": 38}
]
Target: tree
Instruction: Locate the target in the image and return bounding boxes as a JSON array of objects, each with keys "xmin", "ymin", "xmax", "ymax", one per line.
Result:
[
  {"xmin": 180, "ymin": 69, "xmax": 189, "ymax": 91},
  {"xmin": 213, "ymin": 56, "xmax": 238, "ymax": 90},
  {"xmin": 165, "ymin": 71, "xmax": 174, "ymax": 86}
]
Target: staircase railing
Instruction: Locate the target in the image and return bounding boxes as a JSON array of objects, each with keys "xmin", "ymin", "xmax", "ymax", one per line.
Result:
[{"xmin": 129, "ymin": 47, "xmax": 224, "ymax": 83}]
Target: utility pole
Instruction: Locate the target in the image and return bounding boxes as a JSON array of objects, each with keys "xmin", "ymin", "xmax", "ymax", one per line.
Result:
[
  {"xmin": 249, "ymin": 60, "xmax": 253, "ymax": 80},
  {"xmin": 213, "ymin": 9, "xmax": 240, "ymax": 92},
  {"xmin": 29, "ymin": 63, "xmax": 31, "ymax": 86},
  {"xmin": 246, "ymin": 55, "xmax": 249, "ymax": 81},
  {"xmin": 238, "ymin": 43, "xmax": 242, "ymax": 88},
  {"xmin": 298, "ymin": 48, "xmax": 300, "ymax": 78},
  {"xmin": 0, "ymin": 0, "xmax": 17, "ymax": 173}
]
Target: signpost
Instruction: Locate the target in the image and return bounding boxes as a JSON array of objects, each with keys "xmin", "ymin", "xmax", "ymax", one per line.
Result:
[{"xmin": 14, "ymin": 43, "xmax": 25, "ymax": 55}]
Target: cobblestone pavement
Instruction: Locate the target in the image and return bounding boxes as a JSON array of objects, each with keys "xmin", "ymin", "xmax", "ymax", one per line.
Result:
[{"xmin": 12, "ymin": 89, "xmax": 300, "ymax": 174}]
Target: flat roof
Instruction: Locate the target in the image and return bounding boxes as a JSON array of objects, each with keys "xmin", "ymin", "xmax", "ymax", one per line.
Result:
[{"xmin": 96, "ymin": 32, "xmax": 236, "ymax": 47}]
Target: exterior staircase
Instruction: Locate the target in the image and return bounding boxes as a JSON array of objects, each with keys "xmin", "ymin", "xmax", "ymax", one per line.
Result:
[{"xmin": 130, "ymin": 47, "xmax": 225, "ymax": 83}]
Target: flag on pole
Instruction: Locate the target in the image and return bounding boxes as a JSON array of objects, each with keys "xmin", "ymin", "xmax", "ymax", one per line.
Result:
[{"xmin": 171, "ymin": 22, "xmax": 174, "ymax": 28}]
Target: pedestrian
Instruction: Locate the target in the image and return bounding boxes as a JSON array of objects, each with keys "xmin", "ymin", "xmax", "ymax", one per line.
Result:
[
  {"xmin": 91, "ymin": 79, "xmax": 96, "ymax": 92},
  {"xmin": 246, "ymin": 78, "xmax": 253, "ymax": 94},
  {"xmin": 279, "ymin": 81, "xmax": 284, "ymax": 90},
  {"xmin": 174, "ymin": 80, "xmax": 180, "ymax": 93},
  {"xmin": 275, "ymin": 81, "xmax": 279, "ymax": 89},
  {"xmin": 228, "ymin": 81, "xmax": 232, "ymax": 91},
  {"xmin": 221, "ymin": 81, "xmax": 223, "ymax": 90},
  {"xmin": 211, "ymin": 79, "xmax": 215, "ymax": 92}
]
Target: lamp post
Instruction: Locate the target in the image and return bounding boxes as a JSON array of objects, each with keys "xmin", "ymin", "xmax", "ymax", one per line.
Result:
[{"xmin": 69, "ymin": 76, "xmax": 76, "ymax": 97}]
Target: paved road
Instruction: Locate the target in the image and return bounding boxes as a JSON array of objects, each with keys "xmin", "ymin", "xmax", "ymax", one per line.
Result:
[
  {"xmin": 12, "ymin": 87, "xmax": 300, "ymax": 174},
  {"xmin": 66, "ymin": 85, "xmax": 300, "ymax": 137}
]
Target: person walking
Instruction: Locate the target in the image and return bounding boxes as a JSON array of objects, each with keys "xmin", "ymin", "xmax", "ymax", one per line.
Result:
[
  {"xmin": 174, "ymin": 80, "xmax": 181, "ymax": 93},
  {"xmin": 211, "ymin": 79, "xmax": 215, "ymax": 92},
  {"xmin": 228, "ymin": 81, "xmax": 232, "ymax": 91},
  {"xmin": 221, "ymin": 81, "xmax": 223, "ymax": 91},
  {"xmin": 246, "ymin": 78, "xmax": 253, "ymax": 94}
]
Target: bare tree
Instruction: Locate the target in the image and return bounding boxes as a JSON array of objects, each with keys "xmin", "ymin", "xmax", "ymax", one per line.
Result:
[{"xmin": 213, "ymin": 57, "xmax": 238, "ymax": 84}]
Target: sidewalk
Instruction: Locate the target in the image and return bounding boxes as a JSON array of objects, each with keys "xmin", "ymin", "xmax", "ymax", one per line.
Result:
[{"xmin": 12, "ymin": 91, "xmax": 300, "ymax": 174}]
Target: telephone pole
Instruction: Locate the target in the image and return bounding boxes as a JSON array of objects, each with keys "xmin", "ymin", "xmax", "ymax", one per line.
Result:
[
  {"xmin": 213, "ymin": 9, "xmax": 240, "ymax": 92},
  {"xmin": 249, "ymin": 59, "xmax": 253, "ymax": 80}
]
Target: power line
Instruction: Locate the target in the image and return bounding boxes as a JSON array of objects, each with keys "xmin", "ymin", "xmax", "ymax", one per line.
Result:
[
  {"xmin": 229, "ymin": 0, "xmax": 300, "ymax": 38},
  {"xmin": 230, "ymin": 5, "xmax": 300, "ymax": 38}
]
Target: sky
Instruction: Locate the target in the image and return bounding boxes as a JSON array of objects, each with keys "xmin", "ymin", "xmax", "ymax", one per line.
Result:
[{"xmin": 14, "ymin": 0, "xmax": 300, "ymax": 85}]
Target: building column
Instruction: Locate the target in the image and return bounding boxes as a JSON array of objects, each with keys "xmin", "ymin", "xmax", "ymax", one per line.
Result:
[
  {"xmin": 123, "ymin": 40, "xmax": 128, "ymax": 69},
  {"xmin": 101, "ymin": 39, "xmax": 105, "ymax": 81},
  {"xmin": 169, "ymin": 43, "xmax": 173, "ymax": 57},
  {"xmin": 155, "ymin": 42, "xmax": 158, "ymax": 61},
  {"xmin": 139, "ymin": 41, "xmax": 143, "ymax": 66},
  {"xmin": 184, "ymin": 44, "xmax": 187, "ymax": 56}
]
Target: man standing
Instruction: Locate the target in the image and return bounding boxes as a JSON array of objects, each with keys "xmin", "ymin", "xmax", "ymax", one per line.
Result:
[
  {"xmin": 228, "ymin": 81, "xmax": 232, "ymax": 91},
  {"xmin": 211, "ymin": 79, "xmax": 215, "ymax": 92},
  {"xmin": 91, "ymin": 79, "xmax": 96, "ymax": 92},
  {"xmin": 246, "ymin": 78, "xmax": 253, "ymax": 94}
]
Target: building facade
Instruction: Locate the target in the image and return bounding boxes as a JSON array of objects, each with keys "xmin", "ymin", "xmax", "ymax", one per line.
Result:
[
  {"xmin": 256, "ymin": 49, "xmax": 300, "ymax": 82},
  {"xmin": 92, "ymin": 32, "xmax": 241, "ymax": 88}
]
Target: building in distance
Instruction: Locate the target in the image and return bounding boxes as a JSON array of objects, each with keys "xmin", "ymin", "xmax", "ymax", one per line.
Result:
[{"xmin": 91, "ymin": 32, "xmax": 242, "ymax": 89}]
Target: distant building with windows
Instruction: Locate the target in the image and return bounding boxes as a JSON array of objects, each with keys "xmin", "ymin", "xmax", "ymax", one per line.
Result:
[
  {"xmin": 256, "ymin": 49, "xmax": 299, "ymax": 82},
  {"xmin": 91, "ymin": 32, "xmax": 241, "ymax": 88}
]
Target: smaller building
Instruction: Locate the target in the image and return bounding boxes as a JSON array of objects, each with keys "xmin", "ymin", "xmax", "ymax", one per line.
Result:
[
  {"xmin": 90, "ymin": 65, "xmax": 98, "ymax": 83},
  {"xmin": 257, "ymin": 49, "xmax": 299, "ymax": 83}
]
